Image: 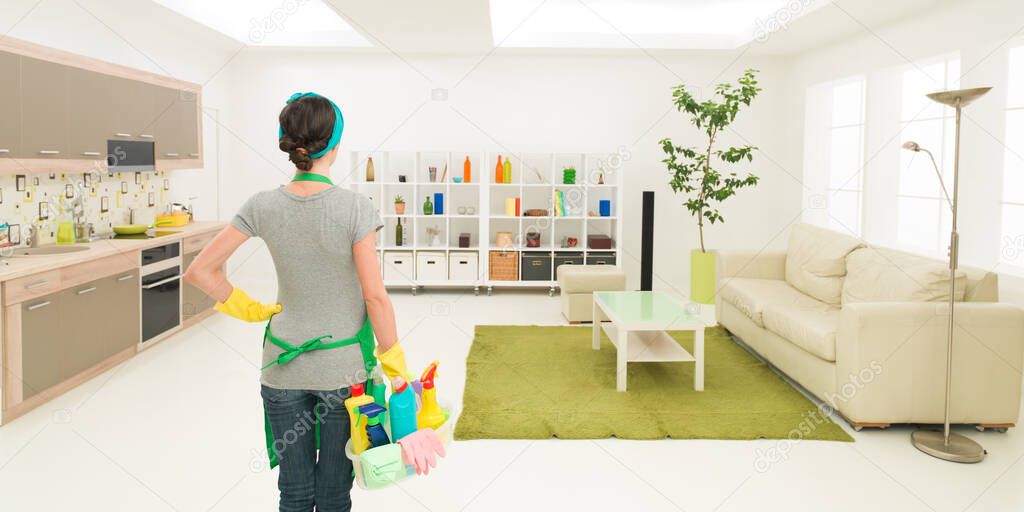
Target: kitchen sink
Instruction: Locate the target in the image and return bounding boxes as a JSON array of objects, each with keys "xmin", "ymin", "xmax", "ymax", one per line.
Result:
[{"xmin": 10, "ymin": 245, "xmax": 91, "ymax": 256}]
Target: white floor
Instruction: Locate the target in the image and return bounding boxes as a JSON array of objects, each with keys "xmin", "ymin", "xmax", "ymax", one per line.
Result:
[{"xmin": 1, "ymin": 286, "xmax": 1022, "ymax": 511}]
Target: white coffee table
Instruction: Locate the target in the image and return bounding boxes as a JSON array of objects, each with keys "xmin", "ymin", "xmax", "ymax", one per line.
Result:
[{"xmin": 592, "ymin": 291, "xmax": 705, "ymax": 392}]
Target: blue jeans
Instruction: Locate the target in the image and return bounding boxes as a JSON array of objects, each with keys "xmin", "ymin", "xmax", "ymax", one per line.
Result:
[{"xmin": 261, "ymin": 385, "xmax": 354, "ymax": 512}]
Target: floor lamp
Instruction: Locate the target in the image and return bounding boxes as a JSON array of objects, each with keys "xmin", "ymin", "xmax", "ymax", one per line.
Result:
[{"xmin": 901, "ymin": 86, "xmax": 991, "ymax": 464}]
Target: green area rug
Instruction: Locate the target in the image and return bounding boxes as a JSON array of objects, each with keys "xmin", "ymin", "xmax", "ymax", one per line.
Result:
[{"xmin": 455, "ymin": 325, "xmax": 852, "ymax": 442}]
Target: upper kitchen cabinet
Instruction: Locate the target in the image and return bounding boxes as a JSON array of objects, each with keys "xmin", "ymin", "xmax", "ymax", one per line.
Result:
[
  {"xmin": 0, "ymin": 52, "xmax": 20, "ymax": 159},
  {"xmin": 67, "ymin": 66, "xmax": 112, "ymax": 160},
  {"xmin": 0, "ymin": 36, "xmax": 203, "ymax": 173},
  {"xmin": 19, "ymin": 57, "xmax": 70, "ymax": 159}
]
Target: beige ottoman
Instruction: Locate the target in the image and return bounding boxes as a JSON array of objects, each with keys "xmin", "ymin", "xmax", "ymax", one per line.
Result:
[{"xmin": 557, "ymin": 265, "xmax": 627, "ymax": 323}]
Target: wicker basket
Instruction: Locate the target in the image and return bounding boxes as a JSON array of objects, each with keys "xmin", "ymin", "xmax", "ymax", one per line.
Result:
[{"xmin": 488, "ymin": 250, "xmax": 519, "ymax": 281}]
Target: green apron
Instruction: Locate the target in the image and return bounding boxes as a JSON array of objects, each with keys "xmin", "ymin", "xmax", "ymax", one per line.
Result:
[{"xmin": 261, "ymin": 171, "xmax": 379, "ymax": 469}]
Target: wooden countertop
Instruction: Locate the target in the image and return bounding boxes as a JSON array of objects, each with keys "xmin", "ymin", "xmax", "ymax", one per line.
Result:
[{"xmin": 0, "ymin": 221, "xmax": 227, "ymax": 282}]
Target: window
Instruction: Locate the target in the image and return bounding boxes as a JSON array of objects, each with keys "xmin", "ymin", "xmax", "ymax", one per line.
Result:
[
  {"xmin": 826, "ymin": 78, "xmax": 866, "ymax": 235},
  {"xmin": 1001, "ymin": 46, "xmax": 1024, "ymax": 270},
  {"xmin": 896, "ymin": 55, "xmax": 960, "ymax": 256}
]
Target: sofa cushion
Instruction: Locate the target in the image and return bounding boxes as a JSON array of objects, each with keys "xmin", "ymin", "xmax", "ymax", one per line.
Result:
[
  {"xmin": 785, "ymin": 223, "xmax": 864, "ymax": 305},
  {"xmin": 762, "ymin": 301, "xmax": 839, "ymax": 362},
  {"xmin": 719, "ymin": 278, "xmax": 813, "ymax": 328},
  {"xmin": 843, "ymin": 246, "xmax": 967, "ymax": 304}
]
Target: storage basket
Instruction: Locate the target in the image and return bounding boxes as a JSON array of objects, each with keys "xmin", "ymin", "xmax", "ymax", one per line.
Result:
[
  {"xmin": 345, "ymin": 405, "xmax": 455, "ymax": 490},
  {"xmin": 488, "ymin": 250, "xmax": 519, "ymax": 281}
]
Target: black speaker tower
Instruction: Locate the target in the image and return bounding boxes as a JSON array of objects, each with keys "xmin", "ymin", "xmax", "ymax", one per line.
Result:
[{"xmin": 640, "ymin": 191, "xmax": 654, "ymax": 291}]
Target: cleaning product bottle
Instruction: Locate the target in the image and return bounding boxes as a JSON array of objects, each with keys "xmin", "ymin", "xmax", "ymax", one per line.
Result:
[
  {"xmin": 358, "ymin": 403, "xmax": 391, "ymax": 449},
  {"xmin": 417, "ymin": 361, "xmax": 446, "ymax": 430},
  {"xmin": 345, "ymin": 383, "xmax": 374, "ymax": 455},
  {"xmin": 495, "ymin": 155, "xmax": 503, "ymax": 183},
  {"xmin": 463, "ymin": 155, "xmax": 471, "ymax": 183},
  {"xmin": 388, "ymin": 377, "xmax": 418, "ymax": 442},
  {"xmin": 503, "ymin": 156, "xmax": 512, "ymax": 184},
  {"xmin": 371, "ymin": 365, "xmax": 387, "ymax": 407}
]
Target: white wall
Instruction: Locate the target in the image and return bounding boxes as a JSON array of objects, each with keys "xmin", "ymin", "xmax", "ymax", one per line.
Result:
[
  {"xmin": 787, "ymin": 0, "xmax": 1024, "ymax": 305},
  {"xmin": 211, "ymin": 50, "xmax": 800, "ymax": 290}
]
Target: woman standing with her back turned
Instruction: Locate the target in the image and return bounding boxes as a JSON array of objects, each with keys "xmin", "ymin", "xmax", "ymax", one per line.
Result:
[{"xmin": 185, "ymin": 92, "xmax": 437, "ymax": 511}]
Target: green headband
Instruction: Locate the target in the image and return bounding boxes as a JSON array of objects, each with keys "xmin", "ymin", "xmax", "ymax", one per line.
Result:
[{"xmin": 279, "ymin": 92, "xmax": 344, "ymax": 160}]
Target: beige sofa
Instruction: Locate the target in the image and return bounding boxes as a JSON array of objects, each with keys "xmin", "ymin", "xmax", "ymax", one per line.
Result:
[
  {"xmin": 717, "ymin": 223, "xmax": 1024, "ymax": 429},
  {"xmin": 558, "ymin": 265, "xmax": 626, "ymax": 323}
]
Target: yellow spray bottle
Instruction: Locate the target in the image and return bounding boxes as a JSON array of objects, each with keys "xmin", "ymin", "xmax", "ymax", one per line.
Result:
[
  {"xmin": 344, "ymin": 383, "xmax": 374, "ymax": 455},
  {"xmin": 416, "ymin": 361, "xmax": 446, "ymax": 430}
]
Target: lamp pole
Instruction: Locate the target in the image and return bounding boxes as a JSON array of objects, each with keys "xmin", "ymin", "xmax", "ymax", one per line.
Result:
[{"xmin": 904, "ymin": 86, "xmax": 991, "ymax": 463}]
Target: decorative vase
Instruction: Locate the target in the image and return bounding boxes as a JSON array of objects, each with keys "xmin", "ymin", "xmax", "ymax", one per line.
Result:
[
  {"xmin": 366, "ymin": 157, "xmax": 375, "ymax": 182},
  {"xmin": 495, "ymin": 155, "xmax": 504, "ymax": 183},
  {"xmin": 690, "ymin": 249, "xmax": 717, "ymax": 305},
  {"xmin": 463, "ymin": 155, "xmax": 471, "ymax": 183},
  {"xmin": 423, "ymin": 197, "xmax": 433, "ymax": 215},
  {"xmin": 395, "ymin": 202, "xmax": 406, "ymax": 215}
]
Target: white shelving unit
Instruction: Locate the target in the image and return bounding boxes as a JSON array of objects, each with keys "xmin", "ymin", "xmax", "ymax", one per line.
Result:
[{"xmin": 346, "ymin": 150, "xmax": 623, "ymax": 295}]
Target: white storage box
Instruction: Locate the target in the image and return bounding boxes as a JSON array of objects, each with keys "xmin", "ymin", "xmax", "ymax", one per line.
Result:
[
  {"xmin": 383, "ymin": 251, "xmax": 415, "ymax": 283},
  {"xmin": 416, "ymin": 251, "xmax": 448, "ymax": 282},
  {"xmin": 449, "ymin": 251, "xmax": 479, "ymax": 281}
]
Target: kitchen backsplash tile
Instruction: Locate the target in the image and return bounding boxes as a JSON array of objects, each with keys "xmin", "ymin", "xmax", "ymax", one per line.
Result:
[{"xmin": 0, "ymin": 170, "xmax": 172, "ymax": 246}]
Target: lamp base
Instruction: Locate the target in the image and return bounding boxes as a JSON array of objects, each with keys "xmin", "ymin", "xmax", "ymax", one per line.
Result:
[{"xmin": 911, "ymin": 429, "xmax": 986, "ymax": 463}]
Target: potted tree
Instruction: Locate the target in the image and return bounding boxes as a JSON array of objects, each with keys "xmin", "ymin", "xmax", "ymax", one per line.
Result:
[
  {"xmin": 394, "ymin": 194, "xmax": 406, "ymax": 215},
  {"xmin": 660, "ymin": 68, "xmax": 761, "ymax": 304}
]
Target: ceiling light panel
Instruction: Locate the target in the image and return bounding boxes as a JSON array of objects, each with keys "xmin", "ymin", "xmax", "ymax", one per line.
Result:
[{"xmin": 154, "ymin": 0, "xmax": 371, "ymax": 47}]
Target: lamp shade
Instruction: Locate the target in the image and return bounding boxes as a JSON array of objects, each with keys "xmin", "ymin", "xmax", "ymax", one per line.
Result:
[{"xmin": 926, "ymin": 87, "xmax": 992, "ymax": 107}]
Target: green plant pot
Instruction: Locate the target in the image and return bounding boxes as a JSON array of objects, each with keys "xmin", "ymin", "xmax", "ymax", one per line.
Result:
[{"xmin": 690, "ymin": 249, "xmax": 716, "ymax": 305}]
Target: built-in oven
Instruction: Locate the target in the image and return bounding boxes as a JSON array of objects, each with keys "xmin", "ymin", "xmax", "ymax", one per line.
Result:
[{"xmin": 140, "ymin": 242, "xmax": 182, "ymax": 343}]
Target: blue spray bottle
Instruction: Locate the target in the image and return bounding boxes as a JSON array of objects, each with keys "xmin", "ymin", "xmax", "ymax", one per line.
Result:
[
  {"xmin": 358, "ymin": 403, "xmax": 391, "ymax": 449},
  {"xmin": 388, "ymin": 377, "xmax": 418, "ymax": 442}
]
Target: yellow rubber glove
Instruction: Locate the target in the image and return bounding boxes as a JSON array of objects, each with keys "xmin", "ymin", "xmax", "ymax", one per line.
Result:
[
  {"xmin": 214, "ymin": 288, "xmax": 281, "ymax": 322},
  {"xmin": 376, "ymin": 342, "xmax": 411, "ymax": 382}
]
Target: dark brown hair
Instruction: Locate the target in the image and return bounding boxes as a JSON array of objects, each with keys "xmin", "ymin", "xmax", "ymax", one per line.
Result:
[{"xmin": 278, "ymin": 95, "xmax": 336, "ymax": 171}]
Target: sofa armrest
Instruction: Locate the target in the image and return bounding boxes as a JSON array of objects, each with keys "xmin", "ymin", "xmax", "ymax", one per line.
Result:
[
  {"xmin": 835, "ymin": 302, "xmax": 1024, "ymax": 424},
  {"xmin": 717, "ymin": 250, "xmax": 786, "ymax": 280}
]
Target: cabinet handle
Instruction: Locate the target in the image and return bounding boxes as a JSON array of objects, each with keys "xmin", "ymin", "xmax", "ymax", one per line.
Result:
[
  {"xmin": 142, "ymin": 274, "xmax": 181, "ymax": 289},
  {"xmin": 117, "ymin": 274, "xmax": 135, "ymax": 281},
  {"xmin": 82, "ymin": 151, "xmax": 101, "ymax": 157},
  {"xmin": 38, "ymin": 150, "xmax": 60, "ymax": 155},
  {"xmin": 0, "ymin": 149, "xmax": 9, "ymax": 154},
  {"xmin": 165, "ymin": 153, "xmax": 179, "ymax": 157},
  {"xmin": 189, "ymin": 153, "xmax": 200, "ymax": 158},
  {"xmin": 27, "ymin": 300, "xmax": 51, "ymax": 311},
  {"xmin": 25, "ymin": 279, "xmax": 48, "ymax": 289},
  {"xmin": 115, "ymin": 132, "xmax": 132, "ymax": 137},
  {"xmin": 76, "ymin": 286, "xmax": 97, "ymax": 295},
  {"xmin": 139, "ymin": 134, "xmax": 154, "ymax": 139}
]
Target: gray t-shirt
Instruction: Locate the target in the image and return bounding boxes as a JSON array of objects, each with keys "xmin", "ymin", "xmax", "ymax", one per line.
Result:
[{"xmin": 231, "ymin": 185, "xmax": 383, "ymax": 391}]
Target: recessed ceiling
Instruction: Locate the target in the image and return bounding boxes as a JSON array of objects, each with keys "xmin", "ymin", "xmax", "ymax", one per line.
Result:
[
  {"xmin": 153, "ymin": 0, "xmax": 371, "ymax": 47},
  {"xmin": 489, "ymin": 0, "xmax": 834, "ymax": 50}
]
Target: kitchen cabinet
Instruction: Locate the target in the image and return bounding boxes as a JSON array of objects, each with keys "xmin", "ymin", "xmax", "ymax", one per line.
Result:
[
  {"xmin": 61, "ymin": 278, "xmax": 106, "ymax": 378},
  {"xmin": 107, "ymin": 270, "xmax": 140, "ymax": 354},
  {"xmin": 19, "ymin": 57, "xmax": 69, "ymax": 159},
  {"xmin": 181, "ymin": 251, "xmax": 214, "ymax": 320},
  {"xmin": 10, "ymin": 267, "xmax": 139, "ymax": 402},
  {"xmin": 1, "ymin": 41, "xmax": 203, "ymax": 172},
  {"xmin": 20, "ymin": 292, "xmax": 63, "ymax": 400},
  {"xmin": 0, "ymin": 51, "xmax": 20, "ymax": 158},
  {"xmin": 67, "ymin": 66, "xmax": 111, "ymax": 159}
]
